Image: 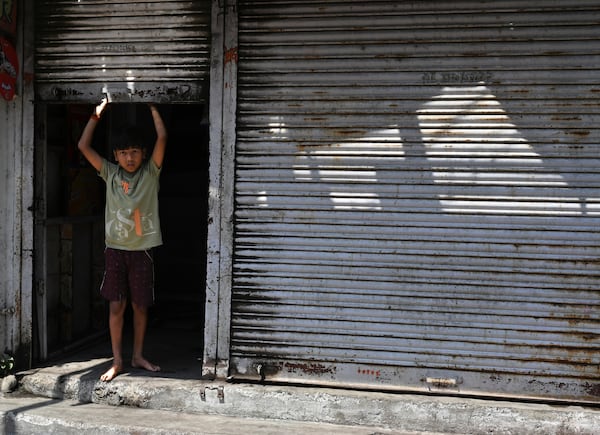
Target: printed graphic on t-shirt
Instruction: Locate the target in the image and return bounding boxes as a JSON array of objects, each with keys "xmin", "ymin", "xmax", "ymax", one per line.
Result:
[{"xmin": 106, "ymin": 207, "xmax": 157, "ymax": 242}]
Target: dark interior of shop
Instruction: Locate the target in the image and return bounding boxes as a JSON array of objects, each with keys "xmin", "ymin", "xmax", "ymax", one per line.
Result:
[{"xmin": 38, "ymin": 103, "xmax": 209, "ymax": 366}]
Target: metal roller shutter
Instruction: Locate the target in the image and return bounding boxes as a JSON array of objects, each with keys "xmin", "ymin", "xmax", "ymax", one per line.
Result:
[
  {"xmin": 231, "ymin": 0, "xmax": 600, "ymax": 402},
  {"xmin": 35, "ymin": 0, "xmax": 211, "ymax": 102}
]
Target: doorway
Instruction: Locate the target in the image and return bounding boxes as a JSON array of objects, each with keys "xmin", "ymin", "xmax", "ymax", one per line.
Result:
[{"xmin": 33, "ymin": 103, "xmax": 209, "ymax": 367}]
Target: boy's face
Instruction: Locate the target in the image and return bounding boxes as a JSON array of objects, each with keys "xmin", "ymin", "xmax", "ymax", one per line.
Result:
[{"xmin": 113, "ymin": 147, "xmax": 145, "ymax": 173}]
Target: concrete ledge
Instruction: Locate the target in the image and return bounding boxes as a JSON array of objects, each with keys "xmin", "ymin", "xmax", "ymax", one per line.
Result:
[
  {"xmin": 0, "ymin": 393, "xmax": 414, "ymax": 435},
  {"xmin": 17, "ymin": 363, "xmax": 600, "ymax": 435}
]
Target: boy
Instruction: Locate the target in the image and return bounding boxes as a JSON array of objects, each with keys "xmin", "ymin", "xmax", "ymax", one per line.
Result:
[{"xmin": 78, "ymin": 98, "xmax": 167, "ymax": 382}]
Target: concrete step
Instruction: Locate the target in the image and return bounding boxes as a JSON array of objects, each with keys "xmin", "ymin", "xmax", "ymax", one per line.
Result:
[
  {"xmin": 15, "ymin": 362, "xmax": 600, "ymax": 435},
  {"xmin": 12, "ymin": 327, "xmax": 600, "ymax": 435},
  {"xmin": 0, "ymin": 392, "xmax": 435, "ymax": 435}
]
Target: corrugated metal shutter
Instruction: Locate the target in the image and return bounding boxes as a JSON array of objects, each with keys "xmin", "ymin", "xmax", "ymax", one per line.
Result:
[
  {"xmin": 34, "ymin": 0, "xmax": 211, "ymax": 103},
  {"xmin": 231, "ymin": 1, "xmax": 600, "ymax": 402}
]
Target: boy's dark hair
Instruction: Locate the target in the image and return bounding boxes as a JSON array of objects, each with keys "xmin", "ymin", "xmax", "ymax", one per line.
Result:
[{"xmin": 113, "ymin": 127, "xmax": 146, "ymax": 151}]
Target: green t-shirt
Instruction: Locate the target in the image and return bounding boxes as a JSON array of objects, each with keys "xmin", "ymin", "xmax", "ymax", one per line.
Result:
[{"xmin": 99, "ymin": 158, "xmax": 163, "ymax": 251}]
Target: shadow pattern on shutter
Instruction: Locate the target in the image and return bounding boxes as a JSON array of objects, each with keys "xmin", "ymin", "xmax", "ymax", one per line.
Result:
[{"xmin": 231, "ymin": 0, "xmax": 600, "ymax": 402}]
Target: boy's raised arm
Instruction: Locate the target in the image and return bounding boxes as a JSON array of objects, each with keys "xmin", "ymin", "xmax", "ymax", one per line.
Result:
[
  {"xmin": 149, "ymin": 104, "xmax": 167, "ymax": 169},
  {"xmin": 77, "ymin": 98, "xmax": 108, "ymax": 172}
]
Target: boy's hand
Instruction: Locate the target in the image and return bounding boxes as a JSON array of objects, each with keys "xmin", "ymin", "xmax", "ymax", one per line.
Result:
[
  {"xmin": 78, "ymin": 96, "xmax": 108, "ymax": 171},
  {"xmin": 93, "ymin": 97, "xmax": 109, "ymax": 119}
]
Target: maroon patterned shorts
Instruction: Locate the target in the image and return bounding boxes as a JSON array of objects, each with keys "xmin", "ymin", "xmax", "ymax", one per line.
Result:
[{"xmin": 100, "ymin": 248, "xmax": 155, "ymax": 307}]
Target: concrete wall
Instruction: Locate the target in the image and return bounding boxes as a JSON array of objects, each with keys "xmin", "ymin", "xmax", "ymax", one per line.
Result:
[
  {"xmin": 0, "ymin": 0, "xmax": 35, "ymax": 368},
  {"xmin": 0, "ymin": 98, "xmax": 19, "ymax": 355},
  {"xmin": 0, "ymin": 91, "xmax": 33, "ymax": 366}
]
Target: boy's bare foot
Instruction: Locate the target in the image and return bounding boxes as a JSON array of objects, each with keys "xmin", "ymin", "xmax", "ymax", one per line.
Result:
[
  {"xmin": 100, "ymin": 363, "xmax": 123, "ymax": 382},
  {"xmin": 131, "ymin": 356, "xmax": 160, "ymax": 372}
]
